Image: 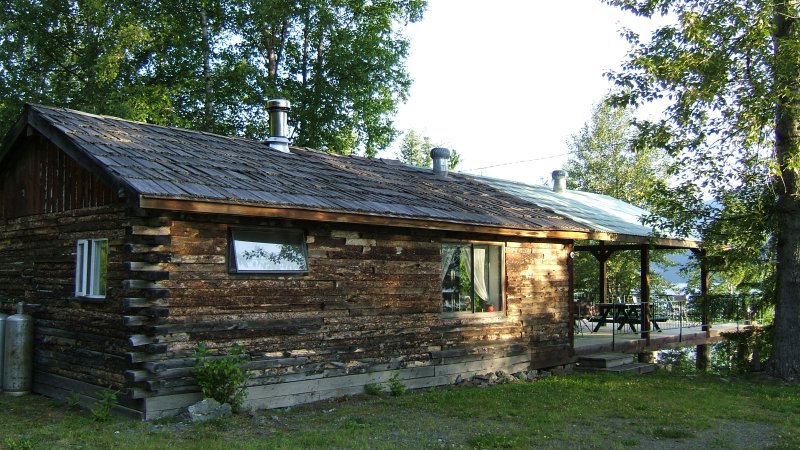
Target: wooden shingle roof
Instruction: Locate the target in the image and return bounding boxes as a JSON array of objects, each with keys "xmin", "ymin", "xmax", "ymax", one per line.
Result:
[{"xmin": 3, "ymin": 105, "xmax": 590, "ymax": 236}]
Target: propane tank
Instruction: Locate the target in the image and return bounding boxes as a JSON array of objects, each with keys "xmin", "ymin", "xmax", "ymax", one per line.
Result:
[
  {"xmin": 3, "ymin": 302, "xmax": 33, "ymax": 396},
  {"xmin": 0, "ymin": 309, "xmax": 6, "ymax": 392}
]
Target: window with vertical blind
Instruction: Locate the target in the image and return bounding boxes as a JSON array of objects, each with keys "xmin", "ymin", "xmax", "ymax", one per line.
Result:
[
  {"xmin": 75, "ymin": 239, "xmax": 108, "ymax": 298},
  {"xmin": 441, "ymin": 243, "xmax": 503, "ymax": 313}
]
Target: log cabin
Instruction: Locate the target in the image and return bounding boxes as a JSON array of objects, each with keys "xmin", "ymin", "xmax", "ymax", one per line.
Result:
[{"xmin": 0, "ymin": 103, "xmax": 695, "ymax": 419}]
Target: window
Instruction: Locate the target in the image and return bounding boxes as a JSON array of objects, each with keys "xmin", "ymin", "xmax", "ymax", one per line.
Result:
[
  {"xmin": 441, "ymin": 243, "xmax": 503, "ymax": 313},
  {"xmin": 75, "ymin": 239, "xmax": 108, "ymax": 298},
  {"xmin": 229, "ymin": 228, "xmax": 308, "ymax": 273}
]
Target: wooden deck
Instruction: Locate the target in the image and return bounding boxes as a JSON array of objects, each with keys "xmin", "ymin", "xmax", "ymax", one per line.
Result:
[{"xmin": 574, "ymin": 322, "xmax": 748, "ymax": 356}]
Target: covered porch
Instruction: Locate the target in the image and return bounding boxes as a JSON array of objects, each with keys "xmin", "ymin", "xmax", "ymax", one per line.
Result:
[{"xmin": 574, "ymin": 318, "xmax": 746, "ymax": 356}]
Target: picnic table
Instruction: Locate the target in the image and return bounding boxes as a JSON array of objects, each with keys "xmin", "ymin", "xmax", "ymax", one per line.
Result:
[{"xmin": 590, "ymin": 303, "xmax": 663, "ymax": 333}]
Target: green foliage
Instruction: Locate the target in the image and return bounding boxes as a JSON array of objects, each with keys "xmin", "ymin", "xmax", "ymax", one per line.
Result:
[
  {"xmin": 603, "ymin": 0, "xmax": 800, "ymax": 376},
  {"xmin": 64, "ymin": 392, "xmax": 81, "ymax": 410},
  {"xmin": 193, "ymin": 343, "xmax": 249, "ymax": 412},
  {"xmin": 90, "ymin": 388, "xmax": 118, "ymax": 422},
  {"xmin": 712, "ymin": 327, "xmax": 773, "ymax": 375},
  {"xmin": 397, "ymin": 129, "xmax": 461, "ymax": 169},
  {"xmin": 566, "ymin": 99, "xmax": 668, "ymax": 207},
  {"xmin": 602, "ymin": 0, "xmax": 778, "ymax": 266},
  {"xmin": 387, "ymin": 373, "xmax": 406, "ymax": 396},
  {"xmin": 0, "ymin": 0, "xmax": 427, "ymax": 156},
  {"xmin": 2, "ymin": 438, "xmax": 33, "ymax": 450},
  {"xmin": 363, "ymin": 382, "xmax": 384, "ymax": 396},
  {"xmin": 397, "ymin": 129, "xmax": 433, "ymax": 167},
  {"xmin": 659, "ymin": 328, "xmax": 773, "ymax": 375},
  {"xmin": 567, "ymin": 97, "xmax": 677, "ymax": 298}
]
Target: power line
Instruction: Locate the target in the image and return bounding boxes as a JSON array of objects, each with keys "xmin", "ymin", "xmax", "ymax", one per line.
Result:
[{"xmin": 462, "ymin": 152, "xmax": 571, "ymax": 172}]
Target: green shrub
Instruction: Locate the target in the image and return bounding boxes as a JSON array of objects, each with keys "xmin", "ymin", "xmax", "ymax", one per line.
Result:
[
  {"xmin": 193, "ymin": 343, "xmax": 249, "ymax": 412},
  {"xmin": 364, "ymin": 382, "xmax": 384, "ymax": 396},
  {"xmin": 90, "ymin": 388, "xmax": 118, "ymax": 422},
  {"xmin": 64, "ymin": 392, "xmax": 81, "ymax": 409},
  {"xmin": 3, "ymin": 438, "xmax": 34, "ymax": 450},
  {"xmin": 388, "ymin": 373, "xmax": 406, "ymax": 396}
]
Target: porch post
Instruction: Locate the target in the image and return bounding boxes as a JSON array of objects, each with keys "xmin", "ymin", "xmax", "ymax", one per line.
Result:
[
  {"xmin": 599, "ymin": 255, "xmax": 608, "ymax": 304},
  {"xmin": 693, "ymin": 248, "xmax": 711, "ymax": 371},
  {"xmin": 700, "ymin": 249, "xmax": 710, "ymax": 335},
  {"xmin": 640, "ymin": 245, "xmax": 651, "ymax": 344},
  {"xmin": 568, "ymin": 244, "xmax": 575, "ymax": 355},
  {"xmin": 591, "ymin": 241, "xmax": 613, "ymax": 305}
]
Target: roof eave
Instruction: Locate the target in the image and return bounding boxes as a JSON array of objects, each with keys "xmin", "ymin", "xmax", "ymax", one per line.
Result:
[
  {"xmin": 137, "ymin": 195, "xmax": 593, "ymax": 240},
  {"xmin": 582, "ymin": 231, "xmax": 701, "ymax": 249}
]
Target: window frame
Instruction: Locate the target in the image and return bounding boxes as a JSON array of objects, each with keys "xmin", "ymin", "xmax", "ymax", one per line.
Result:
[
  {"xmin": 440, "ymin": 241, "xmax": 505, "ymax": 315},
  {"xmin": 227, "ymin": 227, "xmax": 309, "ymax": 275},
  {"xmin": 75, "ymin": 238, "xmax": 108, "ymax": 299}
]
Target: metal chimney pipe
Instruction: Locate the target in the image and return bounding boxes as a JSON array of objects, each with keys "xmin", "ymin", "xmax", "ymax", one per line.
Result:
[
  {"xmin": 552, "ymin": 170, "xmax": 567, "ymax": 193},
  {"xmin": 430, "ymin": 147, "xmax": 451, "ymax": 178},
  {"xmin": 266, "ymin": 99, "xmax": 291, "ymax": 153}
]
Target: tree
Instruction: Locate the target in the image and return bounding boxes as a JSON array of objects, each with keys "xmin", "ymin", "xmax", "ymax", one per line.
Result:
[
  {"xmin": 397, "ymin": 129, "xmax": 461, "ymax": 169},
  {"xmin": 0, "ymin": 0, "xmax": 426, "ymax": 156},
  {"xmin": 566, "ymin": 99, "xmax": 668, "ymax": 205},
  {"xmin": 604, "ymin": 0, "xmax": 800, "ymax": 379},
  {"xmin": 566, "ymin": 98, "xmax": 675, "ymax": 299}
]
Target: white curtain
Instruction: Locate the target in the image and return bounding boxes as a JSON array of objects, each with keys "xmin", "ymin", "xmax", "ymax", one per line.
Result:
[{"xmin": 473, "ymin": 247, "xmax": 488, "ymax": 301}]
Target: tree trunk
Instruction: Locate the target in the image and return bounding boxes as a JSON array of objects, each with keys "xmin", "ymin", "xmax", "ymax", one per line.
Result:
[{"xmin": 770, "ymin": 0, "xmax": 800, "ymax": 380}]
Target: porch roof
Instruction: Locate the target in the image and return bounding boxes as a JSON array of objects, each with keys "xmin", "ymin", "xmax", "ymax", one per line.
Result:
[{"xmin": 474, "ymin": 176, "xmax": 699, "ymax": 248}]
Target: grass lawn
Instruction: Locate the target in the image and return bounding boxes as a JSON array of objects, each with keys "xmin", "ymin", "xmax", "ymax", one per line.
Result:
[{"xmin": 1, "ymin": 370, "xmax": 798, "ymax": 449}]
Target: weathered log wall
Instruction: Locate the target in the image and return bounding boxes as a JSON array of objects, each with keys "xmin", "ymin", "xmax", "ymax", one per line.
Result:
[
  {"xmin": 126, "ymin": 215, "xmax": 571, "ymax": 419},
  {"xmin": 0, "ymin": 203, "xmax": 173, "ymax": 415},
  {"xmin": 1, "ymin": 206, "xmax": 572, "ymax": 420},
  {"xmin": 0, "ymin": 206, "xmax": 119, "ymax": 394}
]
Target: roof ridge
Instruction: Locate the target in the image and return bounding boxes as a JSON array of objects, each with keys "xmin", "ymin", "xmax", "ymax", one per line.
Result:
[{"xmin": 28, "ymin": 103, "xmax": 264, "ymax": 146}]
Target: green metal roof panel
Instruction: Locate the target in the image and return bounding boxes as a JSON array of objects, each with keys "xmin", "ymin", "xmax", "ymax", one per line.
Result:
[{"xmin": 474, "ymin": 176, "xmax": 691, "ymax": 242}]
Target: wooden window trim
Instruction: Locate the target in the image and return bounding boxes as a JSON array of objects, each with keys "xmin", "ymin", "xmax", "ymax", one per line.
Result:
[
  {"xmin": 75, "ymin": 238, "xmax": 108, "ymax": 299},
  {"xmin": 441, "ymin": 240, "xmax": 506, "ymax": 315},
  {"xmin": 227, "ymin": 227, "xmax": 309, "ymax": 275}
]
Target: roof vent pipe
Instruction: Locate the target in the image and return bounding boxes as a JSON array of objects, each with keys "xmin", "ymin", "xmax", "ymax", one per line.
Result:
[
  {"xmin": 431, "ymin": 147, "xmax": 451, "ymax": 178},
  {"xmin": 552, "ymin": 170, "xmax": 567, "ymax": 193},
  {"xmin": 266, "ymin": 99, "xmax": 291, "ymax": 153}
]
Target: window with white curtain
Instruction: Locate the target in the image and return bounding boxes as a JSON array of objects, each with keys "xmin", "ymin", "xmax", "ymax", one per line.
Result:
[
  {"xmin": 75, "ymin": 239, "xmax": 108, "ymax": 298},
  {"xmin": 441, "ymin": 243, "xmax": 503, "ymax": 313}
]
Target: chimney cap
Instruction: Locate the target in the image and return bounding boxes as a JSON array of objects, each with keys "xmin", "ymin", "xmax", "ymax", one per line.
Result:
[
  {"xmin": 267, "ymin": 98, "xmax": 291, "ymax": 110},
  {"xmin": 430, "ymin": 147, "xmax": 451, "ymax": 178},
  {"xmin": 430, "ymin": 147, "xmax": 451, "ymax": 159},
  {"xmin": 552, "ymin": 170, "xmax": 568, "ymax": 193},
  {"xmin": 266, "ymin": 98, "xmax": 291, "ymax": 153}
]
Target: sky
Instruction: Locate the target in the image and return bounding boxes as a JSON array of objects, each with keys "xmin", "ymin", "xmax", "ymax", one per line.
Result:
[{"xmin": 380, "ymin": 0, "xmax": 668, "ymax": 185}]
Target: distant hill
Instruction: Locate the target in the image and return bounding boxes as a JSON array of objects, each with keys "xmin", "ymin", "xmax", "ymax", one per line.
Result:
[{"xmin": 653, "ymin": 251, "xmax": 692, "ymax": 294}]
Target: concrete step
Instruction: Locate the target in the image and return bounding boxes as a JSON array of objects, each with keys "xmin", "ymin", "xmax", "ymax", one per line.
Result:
[
  {"xmin": 577, "ymin": 352, "xmax": 634, "ymax": 369},
  {"xmin": 598, "ymin": 362, "xmax": 657, "ymax": 374}
]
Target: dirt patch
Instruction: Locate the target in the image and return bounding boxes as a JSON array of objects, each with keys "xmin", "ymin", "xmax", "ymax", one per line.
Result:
[{"xmin": 562, "ymin": 417, "xmax": 776, "ymax": 449}]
